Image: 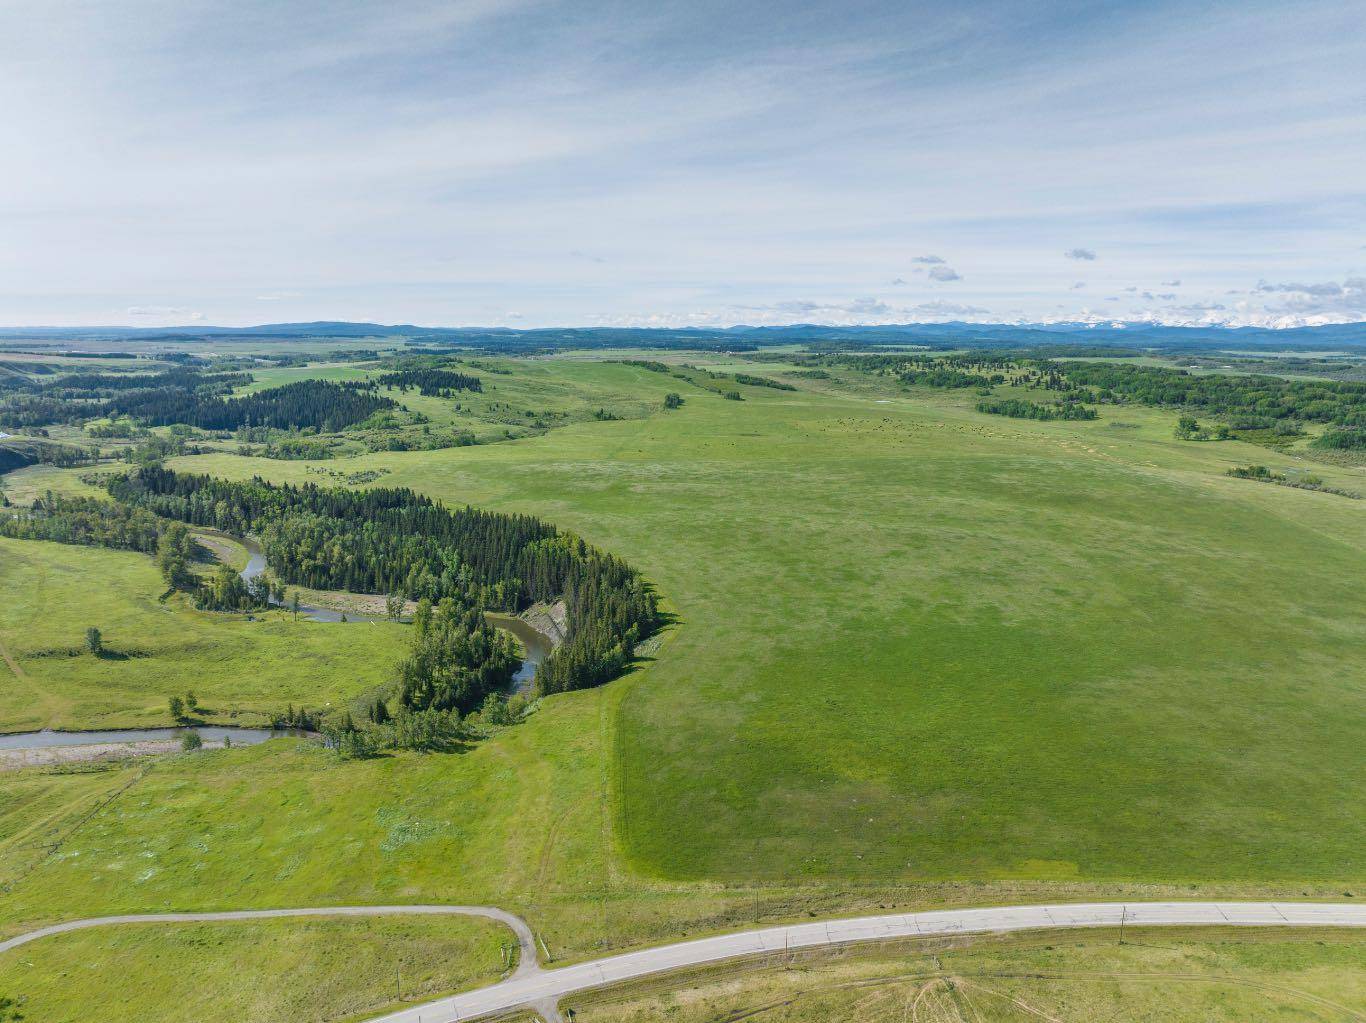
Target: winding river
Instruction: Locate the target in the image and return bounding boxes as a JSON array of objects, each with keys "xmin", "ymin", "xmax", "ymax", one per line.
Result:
[
  {"xmin": 237, "ymin": 536, "xmax": 550, "ymax": 692},
  {"xmin": 1, "ymin": 539, "xmax": 554, "ymax": 754}
]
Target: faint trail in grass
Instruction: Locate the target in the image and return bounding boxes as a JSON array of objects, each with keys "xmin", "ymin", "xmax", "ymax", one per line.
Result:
[
  {"xmin": 0, "ymin": 904, "xmax": 542, "ymax": 972},
  {"xmin": 957, "ymin": 977, "xmax": 1064, "ymax": 1022},
  {"xmin": 0, "ymin": 760, "xmax": 154, "ymax": 897},
  {"xmin": 0, "ymin": 636, "xmax": 26, "ymax": 680}
]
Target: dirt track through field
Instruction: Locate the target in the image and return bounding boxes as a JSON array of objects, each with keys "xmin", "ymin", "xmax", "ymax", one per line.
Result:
[{"xmin": 0, "ymin": 636, "xmax": 26, "ymax": 680}]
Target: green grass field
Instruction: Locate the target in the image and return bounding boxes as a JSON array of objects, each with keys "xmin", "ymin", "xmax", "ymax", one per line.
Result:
[
  {"xmin": 564, "ymin": 928, "xmax": 1366, "ymax": 1022},
  {"xmin": 2, "ymin": 354, "xmax": 1364, "ymax": 1018},
  {"xmin": 164, "ymin": 357, "xmax": 1366, "ymax": 884},
  {"xmin": 0, "ymin": 915, "xmax": 508, "ymax": 1023},
  {"xmin": 0, "ymin": 537, "xmax": 407, "ymax": 730}
]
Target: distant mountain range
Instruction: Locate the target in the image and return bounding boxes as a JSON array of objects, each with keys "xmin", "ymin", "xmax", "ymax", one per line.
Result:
[{"xmin": 2, "ymin": 320, "xmax": 1365, "ymax": 352}]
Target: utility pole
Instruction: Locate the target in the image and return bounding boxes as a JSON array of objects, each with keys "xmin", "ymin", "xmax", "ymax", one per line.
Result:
[{"xmin": 1119, "ymin": 905, "xmax": 1127, "ymax": 945}]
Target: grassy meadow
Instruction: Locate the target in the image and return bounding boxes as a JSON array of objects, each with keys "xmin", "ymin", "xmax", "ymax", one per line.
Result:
[
  {"xmin": 0, "ymin": 914, "xmax": 509, "ymax": 1023},
  {"xmin": 1, "ymin": 353, "xmax": 1364, "ymax": 1017},
  {"xmin": 162, "ymin": 357, "xmax": 1366, "ymax": 884},
  {"xmin": 563, "ymin": 928, "xmax": 1366, "ymax": 1022},
  {"xmin": 0, "ymin": 536, "xmax": 407, "ymax": 730}
]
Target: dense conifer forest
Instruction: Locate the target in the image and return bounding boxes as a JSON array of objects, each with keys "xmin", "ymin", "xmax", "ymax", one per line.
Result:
[
  {"xmin": 374, "ymin": 368, "xmax": 483, "ymax": 395},
  {"xmin": 106, "ymin": 379, "xmax": 395, "ymax": 431},
  {"xmin": 106, "ymin": 467, "xmax": 659, "ymax": 695},
  {"xmin": 0, "ymin": 370, "xmax": 394, "ymax": 431}
]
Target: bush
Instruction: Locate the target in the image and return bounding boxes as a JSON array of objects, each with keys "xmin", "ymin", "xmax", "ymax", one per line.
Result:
[
  {"xmin": 180, "ymin": 730, "xmax": 203, "ymax": 751},
  {"xmin": 1311, "ymin": 428, "xmax": 1366, "ymax": 450},
  {"xmin": 1227, "ymin": 464, "xmax": 1361, "ymax": 499},
  {"xmin": 384, "ymin": 706, "xmax": 462, "ymax": 751},
  {"xmin": 334, "ymin": 729, "xmax": 378, "ymax": 759},
  {"xmin": 479, "ymin": 693, "xmax": 515, "ymax": 726}
]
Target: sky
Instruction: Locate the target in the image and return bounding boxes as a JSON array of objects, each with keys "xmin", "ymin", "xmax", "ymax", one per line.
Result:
[{"xmin": 1, "ymin": 0, "xmax": 1364, "ymax": 329}]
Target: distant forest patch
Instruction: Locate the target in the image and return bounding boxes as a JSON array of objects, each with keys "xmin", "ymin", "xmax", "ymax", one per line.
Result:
[
  {"xmin": 375, "ymin": 369, "xmax": 483, "ymax": 396},
  {"xmin": 0, "ymin": 369, "xmax": 395, "ymax": 433},
  {"xmin": 977, "ymin": 398, "xmax": 1098, "ymax": 421}
]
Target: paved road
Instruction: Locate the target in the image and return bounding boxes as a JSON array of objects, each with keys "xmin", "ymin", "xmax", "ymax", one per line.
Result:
[
  {"xmin": 0, "ymin": 905, "xmax": 540, "ymax": 976},
  {"xmin": 368, "ymin": 901, "xmax": 1366, "ymax": 1023},
  {"xmin": 4, "ymin": 901, "xmax": 1363, "ymax": 1022}
]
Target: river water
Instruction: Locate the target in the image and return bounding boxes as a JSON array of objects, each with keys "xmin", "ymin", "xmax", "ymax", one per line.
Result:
[
  {"xmin": 0, "ymin": 726, "xmax": 304, "ymax": 750},
  {"xmin": 3, "ymin": 541, "xmax": 553, "ymax": 752},
  {"xmin": 484, "ymin": 612, "xmax": 553, "ymax": 693},
  {"xmin": 237, "ymin": 536, "xmax": 549, "ymax": 690}
]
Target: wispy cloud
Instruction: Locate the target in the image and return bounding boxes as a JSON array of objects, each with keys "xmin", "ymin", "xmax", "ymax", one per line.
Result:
[
  {"xmin": 1255, "ymin": 278, "xmax": 1362, "ymax": 298},
  {"xmin": 909, "ymin": 300, "xmax": 989, "ymax": 317},
  {"xmin": 728, "ymin": 295, "xmax": 985, "ymax": 324},
  {"xmin": 928, "ymin": 265, "xmax": 962, "ymax": 282},
  {"xmin": 126, "ymin": 305, "xmax": 203, "ymax": 320},
  {"xmin": 0, "ymin": 1, "xmax": 1362, "ymax": 327},
  {"xmin": 1250, "ymin": 277, "xmax": 1366, "ymax": 318}
]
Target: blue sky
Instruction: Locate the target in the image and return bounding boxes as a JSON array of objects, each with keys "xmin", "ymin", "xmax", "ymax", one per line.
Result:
[{"xmin": 1, "ymin": 0, "xmax": 1363, "ymax": 328}]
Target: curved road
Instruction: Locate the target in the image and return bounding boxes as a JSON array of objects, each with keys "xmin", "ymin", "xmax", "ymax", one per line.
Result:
[
  {"xmin": 0, "ymin": 905, "xmax": 539, "ymax": 978},
  {"xmin": 371, "ymin": 901, "xmax": 1366, "ymax": 1022},
  {"xmin": 5, "ymin": 902, "xmax": 1363, "ymax": 1022}
]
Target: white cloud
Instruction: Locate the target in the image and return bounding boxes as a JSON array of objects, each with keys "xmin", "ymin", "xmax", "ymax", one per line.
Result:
[
  {"xmin": 1070, "ymin": 281, "xmax": 1086, "ymax": 290},
  {"xmin": 725, "ymin": 295, "xmax": 986, "ymax": 324},
  {"xmin": 1161, "ymin": 279, "xmax": 1181, "ymax": 287},
  {"xmin": 908, "ymin": 300, "xmax": 989, "ymax": 317},
  {"xmin": 928, "ymin": 265, "xmax": 962, "ymax": 282},
  {"xmin": 1246, "ymin": 277, "xmax": 1366, "ymax": 319},
  {"xmin": 126, "ymin": 305, "xmax": 204, "ymax": 320},
  {"xmin": 1064, "ymin": 248, "xmax": 1097, "ymax": 261},
  {"xmin": 911, "ymin": 255, "xmax": 946, "ymax": 264},
  {"xmin": 891, "ymin": 277, "xmax": 908, "ymax": 285},
  {"xmin": 1254, "ymin": 278, "xmax": 1363, "ymax": 297}
]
